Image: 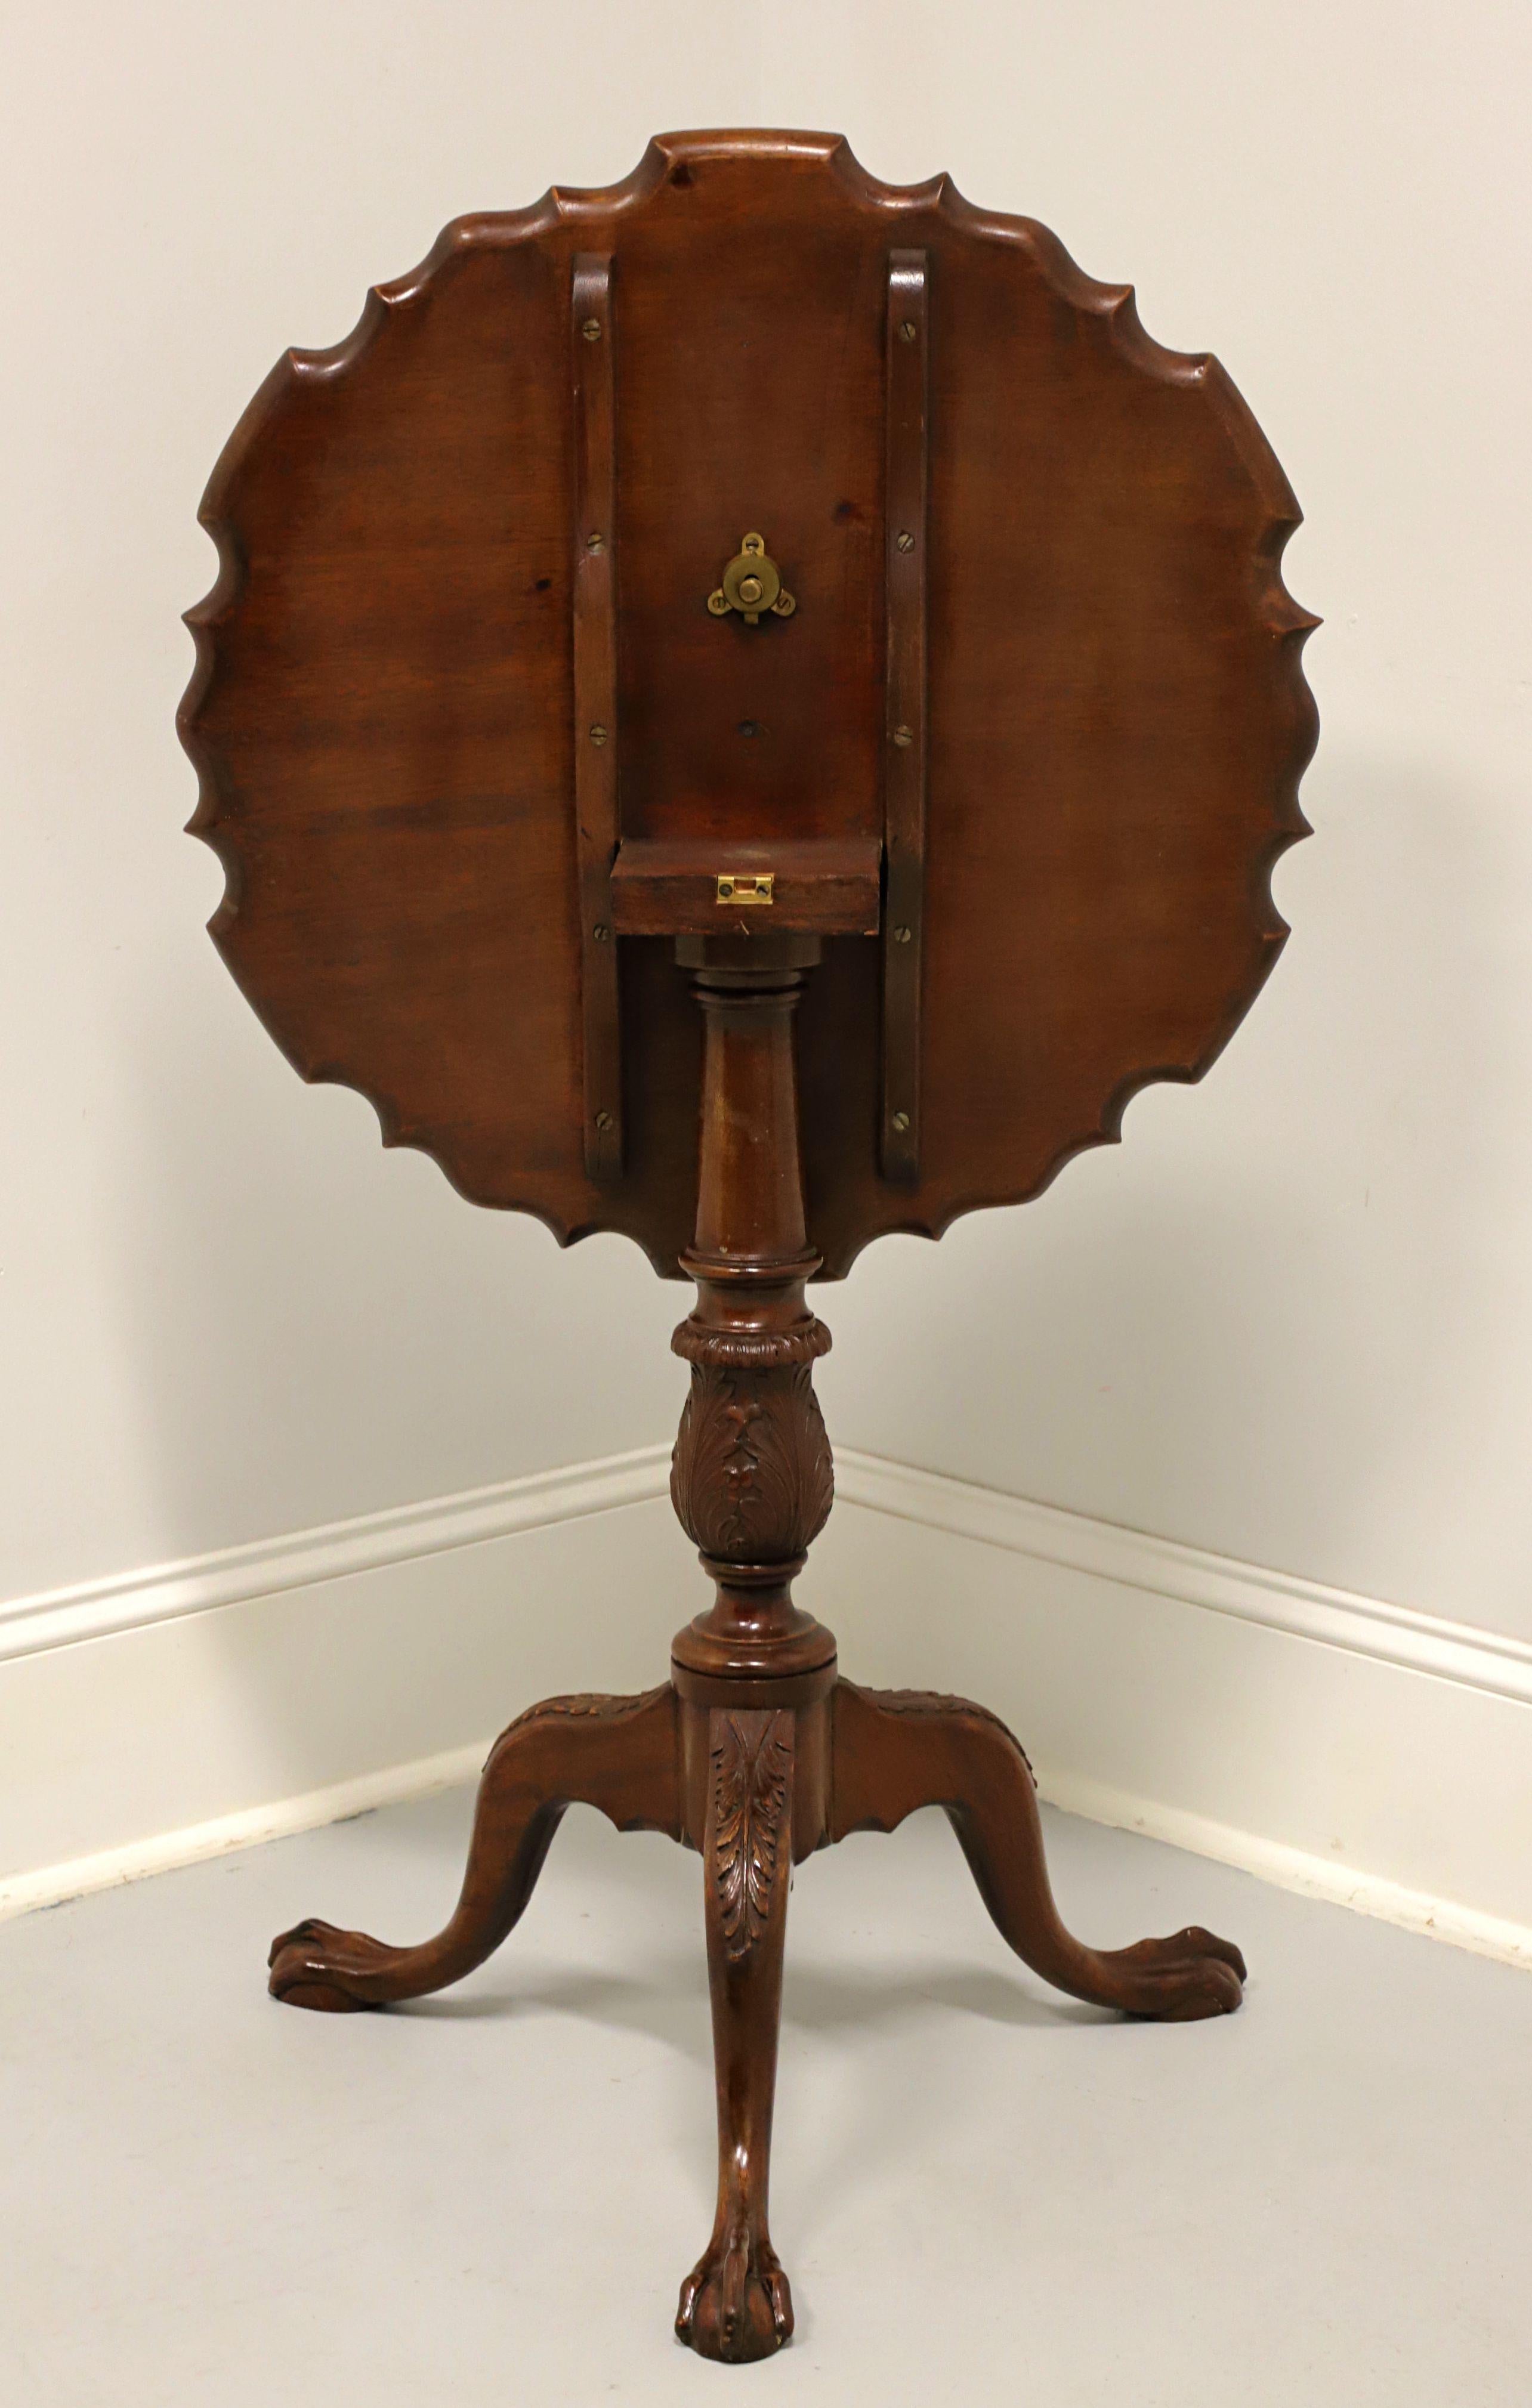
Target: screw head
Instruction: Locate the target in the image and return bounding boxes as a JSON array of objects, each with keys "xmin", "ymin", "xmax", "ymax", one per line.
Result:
[
  {"xmin": 895, "ymin": 530, "xmax": 916, "ymax": 554},
  {"xmin": 594, "ymin": 1110, "xmax": 614, "ymax": 1133},
  {"xmin": 585, "ymin": 531, "xmax": 605, "ymax": 554},
  {"xmin": 592, "ymin": 923, "xmax": 610, "ymax": 942},
  {"xmin": 892, "ymin": 724, "xmax": 913, "ymax": 748},
  {"xmin": 898, "ymin": 319, "xmax": 918, "ymax": 343},
  {"xmin": 891, "ymin": 1110, "xmax": 911, "ymax": 1133},
  {"xmin": 589, "ymin": 724, "xmax": 608, "ymax": 746},
  {"xmin": 892, "ymin": 924, "xmax": 912, "ymax": 944},
  {"xmin": 580, "ymin": 317, "xmax": 602, "ymax": 341}
]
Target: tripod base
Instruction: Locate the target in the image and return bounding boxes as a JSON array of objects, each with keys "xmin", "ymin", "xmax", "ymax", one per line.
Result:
[{"xmin": 268, "ymin": 1663, "xmax": 1244, "ymax": 2364}]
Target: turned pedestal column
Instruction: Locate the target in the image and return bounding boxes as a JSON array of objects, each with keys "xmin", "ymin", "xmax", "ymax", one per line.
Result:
[{"xmin": 666, "ymin": 936, "xmax": 837, "ymax": 2360}]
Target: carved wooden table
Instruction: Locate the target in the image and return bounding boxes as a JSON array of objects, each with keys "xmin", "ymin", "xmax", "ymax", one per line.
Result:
[{"xmin": 180, "ymin": 129, "xmax": 1315, "ymax": 2363}]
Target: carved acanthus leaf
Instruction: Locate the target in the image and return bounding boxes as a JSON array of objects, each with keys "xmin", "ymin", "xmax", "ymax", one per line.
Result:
[
  {"xmin": 499, "ymin": 1687, "xmax": 670, "ymax": 1743},
  {"xmin": 859, "ymin": 1687, "xmax": 1034, "ymax": 1782},
  {"xmin": 672, "ymin": 1316, "xmax": 832, "ymax": 1371},
  {"xmin": 671, "ymin": 1361, "xmax": 834, "ymax": 1563},
  {"xmin": 710, "ymin": 1711, "xmax": 793, "ymax": 1960}
]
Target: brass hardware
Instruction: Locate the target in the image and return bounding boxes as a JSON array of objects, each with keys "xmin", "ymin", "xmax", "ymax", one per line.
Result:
[
  {"xmin": 716, "ymin": 872, "xmax": 774, "ymax": 906},
  {"xmin": 891, "ymin": 724, "xmax": 913, "ymax": 748},
  {"xmin": 898, "ymin": 319, "xmax": 918, "ymax": 342},
  {"xmin": 707, "ymin": 531, "xmax": 796, "ymax": 625},
  {"xmin": 580, "ymin": 318, "xmax": 602, "ymax": 341},
  {"xmin": 585, "ymin": 531, "xmax": 605, "ymax": 554},
  {"xmin": 592, "ymin": 923, "xmax": 610, "ymax": 942},
  {"xmin": 588, "ymin": 723, "xmax": 608, "ymax": 745},
  {"xmin": 895, "ymin": 530, "xmax": 915, "ymax": 553},
  {"xmin": 892, "ymin": 924, "xmax": 912, "ymax": 944},
  {"xmin": 891, "ymin": 1111, "xmax": 911, "ymax": 1132},
  {"xmin": 594, "ymin": 1110, "xmax": 614, "ymax": 1132}
]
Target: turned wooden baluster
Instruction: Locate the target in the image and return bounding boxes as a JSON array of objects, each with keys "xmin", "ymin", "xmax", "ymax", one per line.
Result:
[{"xmin": 669, "ymin": 935, "xmax": 835, "ymax": 1686}]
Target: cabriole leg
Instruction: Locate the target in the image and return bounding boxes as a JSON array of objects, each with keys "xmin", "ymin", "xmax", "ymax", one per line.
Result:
[
  {"xmin": 267, "ymin": 1686, "xmax": 679, "ymax": 2010},
  {"xmin": 830, "ymin": 1681, "xmax": 1245, "ymax": 2021},
  {"xmin": 675, "ymin": 1705, "xmax": 797, "ymax": 2363}
]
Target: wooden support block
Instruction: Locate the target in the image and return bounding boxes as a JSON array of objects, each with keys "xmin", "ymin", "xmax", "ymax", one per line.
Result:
[{"xmin": 610, "ymin": 836, "xmax": 882, "ymax": 937}]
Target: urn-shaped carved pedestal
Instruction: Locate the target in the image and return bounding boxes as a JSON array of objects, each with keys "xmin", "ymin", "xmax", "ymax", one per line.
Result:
[{"xmin": 671, "ymin": 1322, "xmax": 834, "ymax": 1569}]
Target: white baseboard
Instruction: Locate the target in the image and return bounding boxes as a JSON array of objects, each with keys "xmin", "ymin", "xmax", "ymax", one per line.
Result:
[
  {"xmin": 0, "ymin": 1740, "xmax": 485, "ymax": 1923},
  {"xmin": 1042, "ymin": 1768, "xmax": 1532, "ymax": 1970},
  {"xmin": 0, "ymin": 1467, "xmax": 681, "ymax": 1918},
  {"xmin": 0, "ymin": 1446, "xmax": 672, "ymax": 1664},
  {"xmin": 829, "ymin": 1455, "xmax": 1532, "ymax": 1966},
  {"xmin": 3, "ymin": 1446, "xmax": 1529, "ymax": 1967},
  {"xmin": 836, "ymin": 1452, "xmax": 1532, "ymax": 1707}
]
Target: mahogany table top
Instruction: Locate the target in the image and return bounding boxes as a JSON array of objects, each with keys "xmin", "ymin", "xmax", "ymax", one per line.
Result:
[{"xmin": 181, "ymin": 128, "xmax": 1315, "ymax": 1279}]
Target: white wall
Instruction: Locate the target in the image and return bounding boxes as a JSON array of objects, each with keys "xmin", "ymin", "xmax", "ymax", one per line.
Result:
[{"xmin": 3, "ymin": 5, "xmax": 1529, "ymax": 1942}]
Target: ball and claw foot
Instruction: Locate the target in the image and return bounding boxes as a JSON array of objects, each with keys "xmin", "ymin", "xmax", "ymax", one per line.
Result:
[
  {"xmin": 1107, "ymin": 1925, "xmax": 1247, "ymax": 2020},
  {"xmin": 676, "ymin": 2225, "xmax": 794, "ymax": 2364},
  {"xmin": 267, "ymin": 1918, "xmax": 397, "ymax": 2012}
]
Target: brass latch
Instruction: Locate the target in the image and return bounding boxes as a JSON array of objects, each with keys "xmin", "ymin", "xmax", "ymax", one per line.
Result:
[
  {"xmin": 716, "ymin": 873, "xmax": 774, "ymax": 906},
  {"xmin": 707, "ymin": 533, "xmax": 796, "ymax": 625}
]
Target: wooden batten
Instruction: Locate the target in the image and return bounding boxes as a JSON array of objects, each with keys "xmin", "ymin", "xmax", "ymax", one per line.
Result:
[
  {"xmin": 572, "ymin": 252, "xmax": 623, "ymax": 1181},
  {"xmin": 881, "ymin": 248, "xmax": 929, "ymax": 1185}
]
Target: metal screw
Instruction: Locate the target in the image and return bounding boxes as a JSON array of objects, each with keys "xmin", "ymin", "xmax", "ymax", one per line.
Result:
[
  {"xmin": 891, "ymin": 1110, "xmax": 911, "ymax": 1133},
  {"xmin": 892, "ymin": 924, "xmax": 912, "ymax": 944},
  {"xmin": 895, "ymin": 530, "xmax": 915, "ymax": 554},
  {"xmin": 592, "ymin": 923, "xmax": 610, "ymax": 942},
  {"xmin": 585, "ymin": 531, "xmax": 605, "ymax": 554},
  {"xmin": 594, "ymin": 1110, "xmax": 614, "ymax": 1132},
  {"xmin": 892, "ymin": 724, "xmax": 913, "ymax": 748},
  {"xmin": 589, "ymin": 724, "xmax": 609, "ymax": 746},
  {"xmin": 580, "ymin": 318, "xmax": 602, "ymax": 342},
  {"xmin": 898, "ymin": 319, "xmax": 918, "ymax": 343}
]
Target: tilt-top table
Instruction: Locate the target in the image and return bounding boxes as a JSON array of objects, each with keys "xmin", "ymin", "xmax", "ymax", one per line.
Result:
[{"xmin": 179, "ymin": 129, "xmax": 1316, "ymax": 2363}]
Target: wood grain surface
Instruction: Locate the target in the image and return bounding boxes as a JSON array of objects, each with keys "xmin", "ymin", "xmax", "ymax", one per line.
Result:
[{"xmin": 181, "ymin": 127, "xmax": 1315, "ymax": 1278}]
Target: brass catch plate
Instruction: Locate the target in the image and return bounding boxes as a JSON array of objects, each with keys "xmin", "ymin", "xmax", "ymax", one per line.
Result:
[
  {"xmin": 608, "ymin": 838, "xmax": 880, "ymax": 936},
  {"xmin": 707, "ymin": 532, "xmax": 796, "ymax": 625}
]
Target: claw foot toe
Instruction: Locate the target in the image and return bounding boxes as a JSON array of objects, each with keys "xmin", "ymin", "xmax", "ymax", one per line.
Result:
[
  {"xmin": 1111, "ymin": 1924, "xmax": 1246, "ymax": 2020},
  {"xmin": 267, "ymin": 1918, "xmax": 398, "ymax": 2011},
  {"xmin": 676, "ymin": 2227, "xmax": 793, "ymax": 2364}
]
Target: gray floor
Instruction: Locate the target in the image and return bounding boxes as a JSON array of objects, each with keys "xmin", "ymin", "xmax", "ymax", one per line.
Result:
[{"xmin": 2, "ymin": 1792, "xmax": 1528, "ymax": 2406}]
